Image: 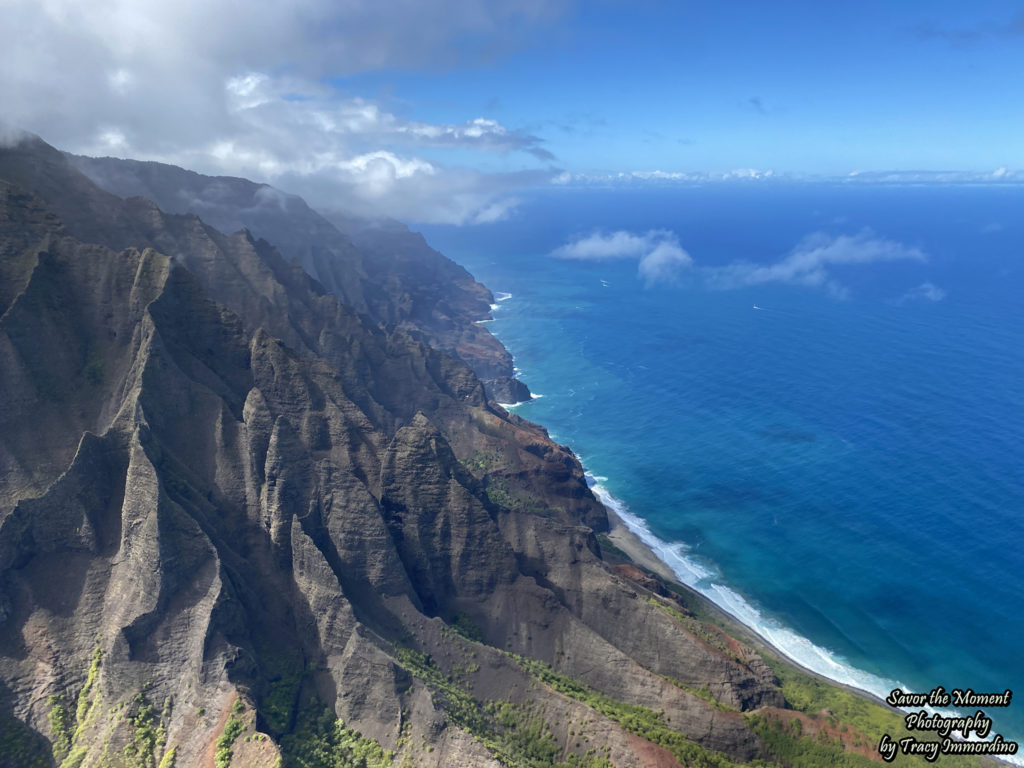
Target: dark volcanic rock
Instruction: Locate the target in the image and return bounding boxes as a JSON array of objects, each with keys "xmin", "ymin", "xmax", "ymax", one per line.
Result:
[{"xmin": 482, "ymin": 375, "xmax": 533, "ymax": 405}]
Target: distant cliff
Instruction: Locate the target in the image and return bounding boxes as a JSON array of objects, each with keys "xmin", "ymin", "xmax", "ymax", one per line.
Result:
[
  {"xmin": 66, "ymin": 153, "xmax": 529, "ymax": 404},
  {"xmin": 0, "ymin": 136, "xmax": 966, "ymax": 768}
]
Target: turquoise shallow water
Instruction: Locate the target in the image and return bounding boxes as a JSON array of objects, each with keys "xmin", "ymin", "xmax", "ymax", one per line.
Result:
[{"xmin": 419, "ymin": 184, "xmax": 1024, "ymax": 751}]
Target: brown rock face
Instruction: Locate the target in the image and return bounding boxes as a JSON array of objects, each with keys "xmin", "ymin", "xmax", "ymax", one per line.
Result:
[{"xmin": 0, "ymin": 136, "xmax": 792, "ymax": 768}]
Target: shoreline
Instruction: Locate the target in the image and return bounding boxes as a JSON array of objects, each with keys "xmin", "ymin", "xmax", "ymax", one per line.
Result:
[
  {"xmin": 476, "ymin": 287, "xmax": 1017, "ymax": 765},
  {"xmin": 602, "ymin": 500, "xmax": 895, "ymax": 709},
  {"xmin": 604, "ymin": 501, "xmax": 1018, "ymax": 767}
]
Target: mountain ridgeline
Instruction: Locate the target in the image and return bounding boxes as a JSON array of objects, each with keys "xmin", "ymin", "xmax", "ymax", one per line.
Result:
[{"xmin": 0, "ymin": 136, "xmax": 980, "ymax": 768}]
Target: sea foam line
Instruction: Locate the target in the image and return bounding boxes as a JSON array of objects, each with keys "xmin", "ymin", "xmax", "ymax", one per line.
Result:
[
  {"xmin": 498, "ymin": 392, "xmax": 543, "ymax": 410},
  {"xmin": 586, "ymin": 477, "xmax": 901, "ymax": 702},
  {"xmin": 479, "ymin": 287, "xmax": 1019, "ymax": 758},
  {"xmin": 481, "ymin": 288, "xmax": 1022, "ymax": 763},
  {"xmin": 489, "ymin": 292, "xmax": 513, "ymax": 312},
  {"xmin": 588, "ymin": 477, "xmax": 1024, "ymax": 765}
]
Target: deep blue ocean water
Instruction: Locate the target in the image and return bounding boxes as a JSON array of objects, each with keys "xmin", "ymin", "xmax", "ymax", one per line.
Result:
[{"xmin": 419, "ymin": 184, "xmax": 1024, "ymax": 751}]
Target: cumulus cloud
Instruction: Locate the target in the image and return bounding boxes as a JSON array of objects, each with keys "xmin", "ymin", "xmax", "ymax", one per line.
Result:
[
  {"xmin": 897, "ymin": 281, "xmax": 947, "ymax": 303},
  {"xmin": 551, "ymin": 230, "xmax": 693, "ymax": 285},
  {"xmin": 549, "ymin": 229, "xmax": 933, "ymax": 296},
  {"xmin": 0, "ymin": 0, "xmax": 565, "ymax": 223},
  {"xmin": 552, "ymin": 230, "xmax": 658, "ymax": 260},
  {"xmin": 706, "ymin": 231, "xmax": 927, "ymax": 299}
]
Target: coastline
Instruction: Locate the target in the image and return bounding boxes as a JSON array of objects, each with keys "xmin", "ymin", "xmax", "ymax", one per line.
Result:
[
  {"xmin": 603, "ymin": 501, "xmax": 888, "ymax": 705},
  {"xmin": 603, "ymin": 490, "xmax": 1017, "ymax": 767},
  {"xmin": 482, "ymin": 294, "xmax": 902, "ymax": 709},
  {"xmin": 604, "ymin": 505, "xmax": 676, "ymax": 582},
  {"xmin": 469, "ymin": 275, "xmax": 1020, "ymax": 765}
]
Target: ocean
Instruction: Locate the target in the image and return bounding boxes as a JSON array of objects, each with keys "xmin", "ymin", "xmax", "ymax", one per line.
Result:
[{"xmin": 418, "ymin": 182, "xmax": 1024, "ymax": 752}]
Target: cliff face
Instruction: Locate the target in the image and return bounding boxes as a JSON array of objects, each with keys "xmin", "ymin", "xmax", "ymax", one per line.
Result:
[
  {"xmin": 0, "ymin": 136, "xmax": 848, "ymax": 768},
  {"xmin": 66, "ymin": 154, "xmax": 525, "ymax": 402}
]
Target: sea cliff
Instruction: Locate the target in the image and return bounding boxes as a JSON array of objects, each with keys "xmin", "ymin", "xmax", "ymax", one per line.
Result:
[{"xmin": 0, "ymin": 134, "xmax": 989, "ymax": 768}]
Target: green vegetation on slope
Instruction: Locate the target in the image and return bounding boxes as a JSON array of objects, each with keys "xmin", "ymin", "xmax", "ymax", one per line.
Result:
[
  {"xmin": 42, "ymin": 646, "xmax": 178, "ymax": 768},
  {"xmin": 48, "ymin": 646, "xmax": 106, "ymax": 767},
  {"xmin": 123, "ymin": 692, "xmax": 168, "ymax": 768},
  {"xmin": 393, "ymin": 645, "xmax": 615, "ymax": 768},
  {"xmin": 594, "ymin": 534, "xmax": 630, "ymax": 562},
  {"xmin": 746, "ymin": 713, "xmax": 881, "ymax": 768},
  {"xmin": 216, "ymin": 698, "xmax": 247, "ymax": 768},
  {"xmin": 513, "ymin": 655, "xmax": 738, "ymax": 768},
  {"xmin": 278, "ymin": 703, "xmax": 394, "ymax": 768},
  {"xmin": 759, "ymin": 653, "xmax": 988, "ymax": 768},
  {"xmin": 0, "ymin": 710, "xmax": 52, "ymax": 768}
]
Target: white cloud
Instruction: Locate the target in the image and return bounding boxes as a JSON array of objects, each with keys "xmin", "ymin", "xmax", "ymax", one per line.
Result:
[
  {"xmin": 550, "ymin": 229, "xmax": 933, "ymax": 296},
  {"xmin": 337, "ymin": 152, "xmax": 437, "ymax": 199},
  {"xmin": 707, "ymin": 231, "xmax": 927, "ymax": 298},
  {"xmin": 471, "ymin": 197, "xmax": 522, "ymax": 224},
  {"xmin": 637, "ymin": 240, "xmax": 693, "ymax": 285},
  {"xmin": 551, "ymin": 168, "xmax": 782, "ymax": 185},
  {"xmin": 551, "ymin": 168, "xmax": 1024, "ymax": 188},
  {"xmin": 552, "ymin": 230, "xmax": 693, "ymax": 285},
  {"xmin": 306, "ymin": 166, "xmax": 550, "ymax": 225},
  {"xmin": 898, "ymin": 281, "xmax": 947, "ymax": 303},
  {"xmin": 844, "ymin": 169, "xmax": 1024, "ymax": 184},
  {"xmin": 552, "ymin": 230, "xmax": 658, "ymax": 260},
  {"xmin": 0, "ymin": 0, "xmax": 565, "ymax": 223}
]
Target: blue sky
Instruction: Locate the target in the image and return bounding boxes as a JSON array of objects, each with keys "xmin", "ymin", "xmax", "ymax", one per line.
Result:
[
  {"xmin": 3, "ymin": 0, "xmax": 1023, "ymax": 222},
  {"xmin": 343, "ymin": 1, "xmax": 1024, "ymax": 174}
]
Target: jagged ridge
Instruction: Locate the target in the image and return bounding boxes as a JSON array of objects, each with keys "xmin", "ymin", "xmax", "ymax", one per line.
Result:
[{"xmin": 1, "ymin": 137, "xmax": 938, "ymax": 768}]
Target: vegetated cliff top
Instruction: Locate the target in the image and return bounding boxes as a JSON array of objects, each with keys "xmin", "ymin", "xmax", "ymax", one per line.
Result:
[{"xmin": 0, "ymin": 134, "xmax": 986, "ymax": 768}]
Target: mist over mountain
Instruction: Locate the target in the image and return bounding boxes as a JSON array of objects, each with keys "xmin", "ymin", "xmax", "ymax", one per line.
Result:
[{"xmin": 66, "ymin": 153, "xmax": 529, "ymax": 404}]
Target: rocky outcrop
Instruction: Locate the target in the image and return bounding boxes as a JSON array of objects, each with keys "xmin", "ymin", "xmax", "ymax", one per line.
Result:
[{"xmin": 0, "ymin": 136, "xmax": 893, "ymax": 768}]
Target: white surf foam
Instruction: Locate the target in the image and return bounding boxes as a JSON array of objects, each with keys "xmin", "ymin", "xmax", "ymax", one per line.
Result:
[
  {"xmin": 495, "ymin": 291, "xmax": 513, "ymax": 301},
  {"xmin": 587, "ymin": 476, "xmax": 905, "ymax": 703},
  {"xmin": 590, "ymin": 474, "xmax": 1024, "ymax": 765},
  {"xmin": 498, "ymin": 392, "xmax": 543, "ymax": 410}
]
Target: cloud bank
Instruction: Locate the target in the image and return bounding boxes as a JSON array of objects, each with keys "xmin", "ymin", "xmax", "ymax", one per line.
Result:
[
  {"xmin": 552, "ymin": 230, "xmax": 693, "ymax": 285},
  {"xmin": 553, "ymin": 229, "xmax": 929, "ymax": 296},
  {"xmin": 551, "ymin": 168, "xmax": 1024, "ymax": 187},
  {"xmin": 1, "ymin": 0, "xmax": 566, "ymax": 223},
  {"xmin": 706, "ymin": 231, "xmax": 927, "ymax": 299}
]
